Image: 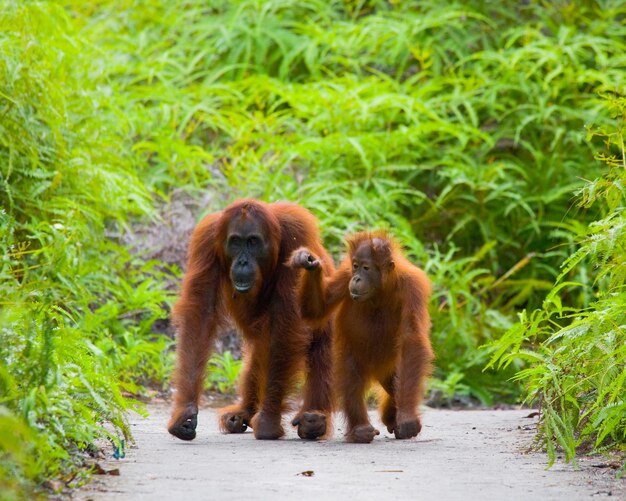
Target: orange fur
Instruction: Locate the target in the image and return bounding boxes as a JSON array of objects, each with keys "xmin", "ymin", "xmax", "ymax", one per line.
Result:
[
  {"xmin": 292, "ymin": 231, "xmax": 433, "ymax": 442},
  {"xmin": 168, "ymin": 199, "xmax": 334, "ymax": 441}
]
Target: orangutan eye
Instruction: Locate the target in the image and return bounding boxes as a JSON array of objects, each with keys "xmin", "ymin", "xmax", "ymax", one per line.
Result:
[
  {"xmin": 228, "ymin": 236, "xmax": 243, "ymax": 249},
  {"xmin": 246, "ymin": 235, "xmax": 263, "ymax": 250}
]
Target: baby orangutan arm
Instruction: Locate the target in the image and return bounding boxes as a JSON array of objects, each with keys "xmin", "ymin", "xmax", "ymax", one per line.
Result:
[
  {"xmin": 392, "ymin": 273, "xmax": 434, "ymax": 439},
  {"xmin": 290, "ymin": 247, "xmax": 350, "ymax": 322}
]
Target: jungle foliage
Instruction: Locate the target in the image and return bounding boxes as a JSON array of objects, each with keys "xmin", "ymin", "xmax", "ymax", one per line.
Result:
[
  {"xmin": 488, "ymin": 93, "xmax": 626, "ymax": 471},
  {"xmin": 1, "ymin": 0, "xmax": 625, "ymax": 496}
]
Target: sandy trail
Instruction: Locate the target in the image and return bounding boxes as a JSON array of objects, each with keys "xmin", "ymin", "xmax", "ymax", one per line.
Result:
[{"xmin": 77, "ymin": 404, "xmax": 625, "ymax": 501}]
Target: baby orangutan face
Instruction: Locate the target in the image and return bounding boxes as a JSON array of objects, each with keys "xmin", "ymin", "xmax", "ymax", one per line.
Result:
[
  {"xmin": 349, "ymin": 238, "xmax": 393, "ymax": 302},
  {"xmin": 349, "ymin": 243, "xmax": 380, "ymax": 301}
]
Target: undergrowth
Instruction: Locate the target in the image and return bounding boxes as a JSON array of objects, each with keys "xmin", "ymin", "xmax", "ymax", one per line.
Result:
[
  {"xmin": 0, "ymin": 2, "xmax": 172, "ymax": 497},
  {"xmin": 76, "ymin": 0, "xmax": 625, "ymax": 404},
  {"xmin": 488, "ymin": 92, "xmax": 626, "ymax": 471}
]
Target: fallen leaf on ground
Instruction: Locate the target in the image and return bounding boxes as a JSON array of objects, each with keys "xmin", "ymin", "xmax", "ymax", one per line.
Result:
[
  {"xmin": 92, "ymin": 463, "xmax": 121, "ymax": 475},
  {"xmin": 591, "ymin": 462, "xmax": 621, "ymax": 470},
  {"xmin": 43, "ymin": 480, "xmax": 64, "ymax": 492}
]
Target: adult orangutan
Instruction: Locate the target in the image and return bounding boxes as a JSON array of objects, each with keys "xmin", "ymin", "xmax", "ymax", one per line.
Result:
[
  {"xmin": 290, "ymin": 231, "xmax": 433, "ymax": 443},
  {"xmin": 168, "ymin": 199, "xmax": 334, "ymax": 441}
]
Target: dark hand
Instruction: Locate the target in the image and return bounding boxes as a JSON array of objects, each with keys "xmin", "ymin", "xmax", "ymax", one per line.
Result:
[
  {"xmin": 168, "ymin": 403, "xmax": 198, "ymax": 441},
  {"xmin": 290, "ymin": 247, "xmax": 321, "ymax": 271}
]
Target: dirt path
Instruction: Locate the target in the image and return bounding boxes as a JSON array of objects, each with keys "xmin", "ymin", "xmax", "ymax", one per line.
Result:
[{"xmin": 77, "ymin": 404, "xmax": 625, "ymax": 500}]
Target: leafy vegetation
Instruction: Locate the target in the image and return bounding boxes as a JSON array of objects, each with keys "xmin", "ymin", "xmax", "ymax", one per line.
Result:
[
  {"xmin": 1, "ymin": 0, "xmax": 625, "ymax": 496},
  {"xmin": 207, "ymin": 352, "xmax": 243, "ymax": 395},
  {"xmin": 0, "ymin": 2, "xmax": 172, "ymax": 497},
  {"xmin": 489, "ymin": 92, "xmax": 626, "ymax": 470}
]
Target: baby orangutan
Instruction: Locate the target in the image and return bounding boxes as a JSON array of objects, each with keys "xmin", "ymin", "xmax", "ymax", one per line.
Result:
[{"xmin": 290, "ymin": 231, "xmax": 433, "ymax": 443}]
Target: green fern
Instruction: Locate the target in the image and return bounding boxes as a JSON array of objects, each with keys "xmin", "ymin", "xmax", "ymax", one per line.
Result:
[{"xmin": 488, "ymin": 92, "xmax": 626, "ymax": 469}]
